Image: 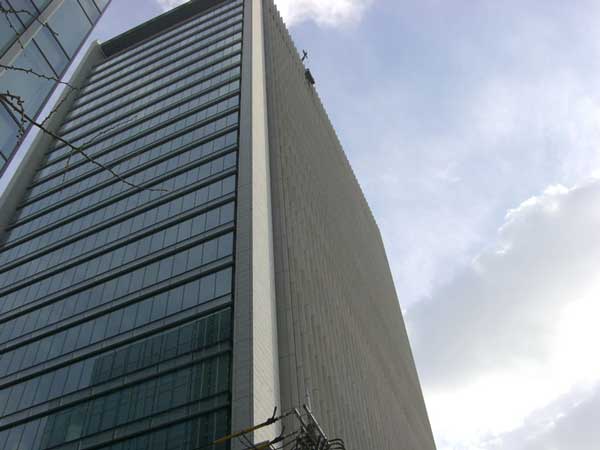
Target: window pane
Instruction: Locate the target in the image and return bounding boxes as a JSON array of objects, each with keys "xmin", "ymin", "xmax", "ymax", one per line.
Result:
[
  {"xmin": 78, "ymin": 0, "xmax": 100, "ymax": 22},
  {"xmin": 32, "ymin": 0, "xmax": 52, "ymax": 10},
  {"xmin": 0, "ymin": 12, "xmax": 22, "ymax": 54},
  {"xmin": 0, "ymin": 105, "xmax": 18, "ymax": 163},
  {"xmin": 47, "ymin": 1, "xmax": 92, "ymax": 57},
  {"xmin": 34, "ymin": 28, "xmax": 69, "ymax": 74},
  {"xmin": 0, "ymin": 42, "xmax": 54, "ymax": 117},
  {"xmin": 92, "ymin": 0, "xmax": 110, "ymax": 11},
  {"xmin": 7, "ymin": 0, "xmax": 38, "ymax": 27}
]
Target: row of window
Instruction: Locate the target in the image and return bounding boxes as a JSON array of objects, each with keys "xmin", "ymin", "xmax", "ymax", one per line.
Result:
[
  {"xmin": 0, "ymin": 262, "xmax": 233, "ymax": 378},
  {"xmin": 41, "ymin": 94, "xmax": 238, "ymax": 191},
  {"xmin": 61, "ymin": 44, "xmax": 241, "ymax": 134},
  {"xmin": 7, "ymin": 137, "xmax": 236, "ymax": 249},
  {"xmin": 42, "ymin": 355, "xmax": 230, "ymax": 448},
  {"xmin": 86, "ymin": 5, "xmax": 242, "ymax": 90},
  {"xmin": 1, "ymin": 170, "xmax": 235, "ymax": 274},
  {"xmin": 55, "ymin": 78, "xmax": 240, "ymax": 163},
  {"xmin": 0, "ymin": 190, "xmax": 234, "ymax": 290},
  {"xmin": 0, "ymin": 355, "xmax": 230, "ymax": 450},
  {"xmin": 14, "ymin": 147, "xmax": 236, "ymax": 251},
  {"xmin": 0, "ymin": 406, "xmax": 229, "ymax": 450},
  {"xmin": 80, "ymin": 11, "xmax": 243, "ymax": 101},
  {"xmin": 94, "ymin": 409, "xmax": 230, "ymax": 450},
  {"xmin": 3, "ymin": 142, "xmax": 236, "ymax": 259},
  {"xmin": 0, "ymin": 195, "xmax": 235, "ymax": 342},
  {"xmin": 0, "ymin": 309, "xmax": 231, "ymax": 418},
  {"xmin": 0, "ymin": 203, "xmax": 234, "ymax": 318},
  {"xmin": 0, "ymin": 246, "xmax": 232, "ymax": 352},
  {"xmin": 69, "ymin": 30, "xmax": 242, "ymax": 119},
  {"xmin": 53, "ymin": 82, "xmax": 237, "ymax": 163},
  {"xmin": 0, "ymin": 194, "xmax": 235, "ymax": 298},
  {"xmin": 33, "ymin": 94, "xmax": 239, "ymax": 198},
  {"xmin": 16, "ymin": 113, "xmax": 238, "ymax": 227},
  {"xmin": 91, "ymin": 308, "xmax": 231, "ymax": 385},
  {"xmin": 92, "ymin": 0, "xmax": 241, "ymax": 75},
  {"xmin": 59, "ymin": 57, "xmax": 241, "ymax": 143},
  {"xmin": 0, "ymin": 190, "xmax": 234, "ymax": 320}
]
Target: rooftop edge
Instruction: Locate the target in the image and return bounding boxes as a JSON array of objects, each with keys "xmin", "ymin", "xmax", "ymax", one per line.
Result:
[{"xmin": 101, "ymin": 0, "xmax": 231, "ymax": 57}]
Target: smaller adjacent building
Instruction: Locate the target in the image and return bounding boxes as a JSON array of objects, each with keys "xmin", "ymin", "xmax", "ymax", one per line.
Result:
[{"xmin": 0, "ymin": 0, "xmax": 111, "ymax": 175}]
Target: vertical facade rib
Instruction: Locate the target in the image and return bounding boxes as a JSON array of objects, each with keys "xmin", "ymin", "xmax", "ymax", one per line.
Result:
[
  {"xmin": 0, "ymin": 0, "xmax": 111, "ymax": 176},
  {"xmin": 0, "ymin": 1, "xmax": 242, "ymax": 449}
]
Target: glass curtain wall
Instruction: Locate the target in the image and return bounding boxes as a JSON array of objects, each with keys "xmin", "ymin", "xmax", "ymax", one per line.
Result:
[
  {"xmin": 0, "ymin": 1, "xmax": 242, "ymax": 449},
  {"xmin": 0, "ymin": 0, "xmax": 111, "ymax": 176}
]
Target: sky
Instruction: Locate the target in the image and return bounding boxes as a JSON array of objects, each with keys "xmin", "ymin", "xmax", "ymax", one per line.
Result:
[{"xmin": 13, "ymin": 0, "xmax": 600, "ymax": 449}]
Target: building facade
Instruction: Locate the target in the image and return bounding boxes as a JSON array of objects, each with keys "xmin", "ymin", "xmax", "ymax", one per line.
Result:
[
  {"xmin": 0, "ymin": 0, "xmax": 111, "ymax": 175},
  {"xmin": 0, "ymin": 1, "xmax": 436, "ymax": 450}
]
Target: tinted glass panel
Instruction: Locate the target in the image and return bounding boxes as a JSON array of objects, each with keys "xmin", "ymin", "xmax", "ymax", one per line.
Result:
[
  {"xmin": 0, "ymin": 10, "xmax": 22, "ymax": 54},
  {"xmin": 6, "ymin": 0, "xmax": 38, "ymax": 27},
  {"xmin": 0, "ymin": 3, "xmax": 238, "ymax": 448},
  {"xmin": 33, "ymin": 28, "xmax": 69, "ymax": 74},
  {"xmin": 32, "ymin": 0, "xmax": 52, "ymax": 9},
  {"xmin": 0, "ymin": 105, "xmax": 18, "ymax": 164},
  {"xmin": 93, "ymin": 0, "xmax": 110, "ymax": 10},
  {"xmin": 78, "ymin": 0, "xmax": 100, "ymax": 21},
  {"xmin": 47, "ymin": 1, "xmax": 92, "ymax": 57},
  {"xmin": 0, "ymin": 42, "xmax": 54, "ymax": 116}
]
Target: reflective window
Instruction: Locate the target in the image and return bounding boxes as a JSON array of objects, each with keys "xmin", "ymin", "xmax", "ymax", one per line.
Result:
[
  {"xmin": 32, "ymin": 0, "xmax": 52, "ymax": 10},
  {"xmin": 4, "ymin": 136, "xmax": 236, "ymax": 246},
  {"xmin": 93, "ymin": 0, "xmax": 242, "ymax": 73},
  {"xmin": 0, "ymin": 308, "xmax": 231, "ymax": 417},
  {"xmin": 0, "ymin": 201, "xmax": 236, "ymax": 304},
  {"xmin": 0, "ymin": 169, "xmax": 235, "ymax": 264},
  {"xmin": 71, "ymin": 32, "xmax": 242, "ymax": 117},
  {"xmin": 82, "ymin": 13, "xmax": 242, "ymax": 97},
  {"xmin": 0, "ymin": 105, "xmax": 18, "ymax": 164},
  {"xmin": 93, "ymin": 0, "xmax": 110, "ymax": 10},
  {"xmin": 95, "ymin": 410, "xmax": 230, "ymax": 450},
  {"xmin": 0, "ymin": 357, "xmax": 230, "ymax": 449},
  {"xmin": 44, "ymin": 91, "xmax": 239, "ymax": 174},
  {"xmin": 9, "ymin": 140, "xmax": 237, "ymax": 241},
  {"xmin": 0, "ymin": 42, "xmax": 54, "ymax": 116},
  {"xmin": 6, "ymin": 0, "xmax": 38, "ymax": 28},
  {"xmin": 0, "ymin": 3, "xmax": 239, "ymax": 445},
  {"xmin": 0, "ymin": 9, "xmax": 23, "ymax": 54},
  {"xmin": 16, "ymin": 114, "xmax": 238, "ymax": 222},
  {"xmin": 0, "ymin": 264, "xmax": 233, "ymax": 377},
  {"xmin": 66, "ymin": 74, "xmax": 239, "ymax": 144},
  {"xmin": 33, "ymin": 28, "xmax": 69, "ymax": 74},
  {"xmin": 63, "ymin": 54, "xmax": 241, "ymax": 133},
  {"xmin": 47, "ymin": 1, "xmax": 92, "ymax": 57},
  {"xmin": 78, "ymin": 0, "xmax": 100, "ymax": 22},
  {"xmin": 88, "ymin": 6, "xmax": 242, "ymax": 91}
]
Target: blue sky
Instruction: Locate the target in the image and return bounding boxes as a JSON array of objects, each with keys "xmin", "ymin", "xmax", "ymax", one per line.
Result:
[{"xmin": 20, "ymin": 0, "xmax": 600, "ymax": 449}]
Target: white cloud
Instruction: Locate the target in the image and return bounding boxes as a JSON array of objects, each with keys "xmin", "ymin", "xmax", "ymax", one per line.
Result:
[
  {"xmin": 496, "ymin": 383, "xmax": 600, "ymax": 450},
  {"xmin": 155, "ymin": 0, "xmax": 372, "ymax": 27},
  {"xmin": 274, "ymin": 0, "xmax": 372, "ymax": 27},
  {"xmin": 406, "ymin": 177, "xmax": 600, "ymax": 448}
]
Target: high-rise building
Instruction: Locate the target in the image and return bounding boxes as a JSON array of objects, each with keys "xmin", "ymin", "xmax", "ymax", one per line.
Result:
[
  {"xmin": 0, "ymin": 0, "xmax": 111, "ymax": 175},
  {"xmin": 0, "ymin": 1, "xmax": 436, "ymax": 450}
]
